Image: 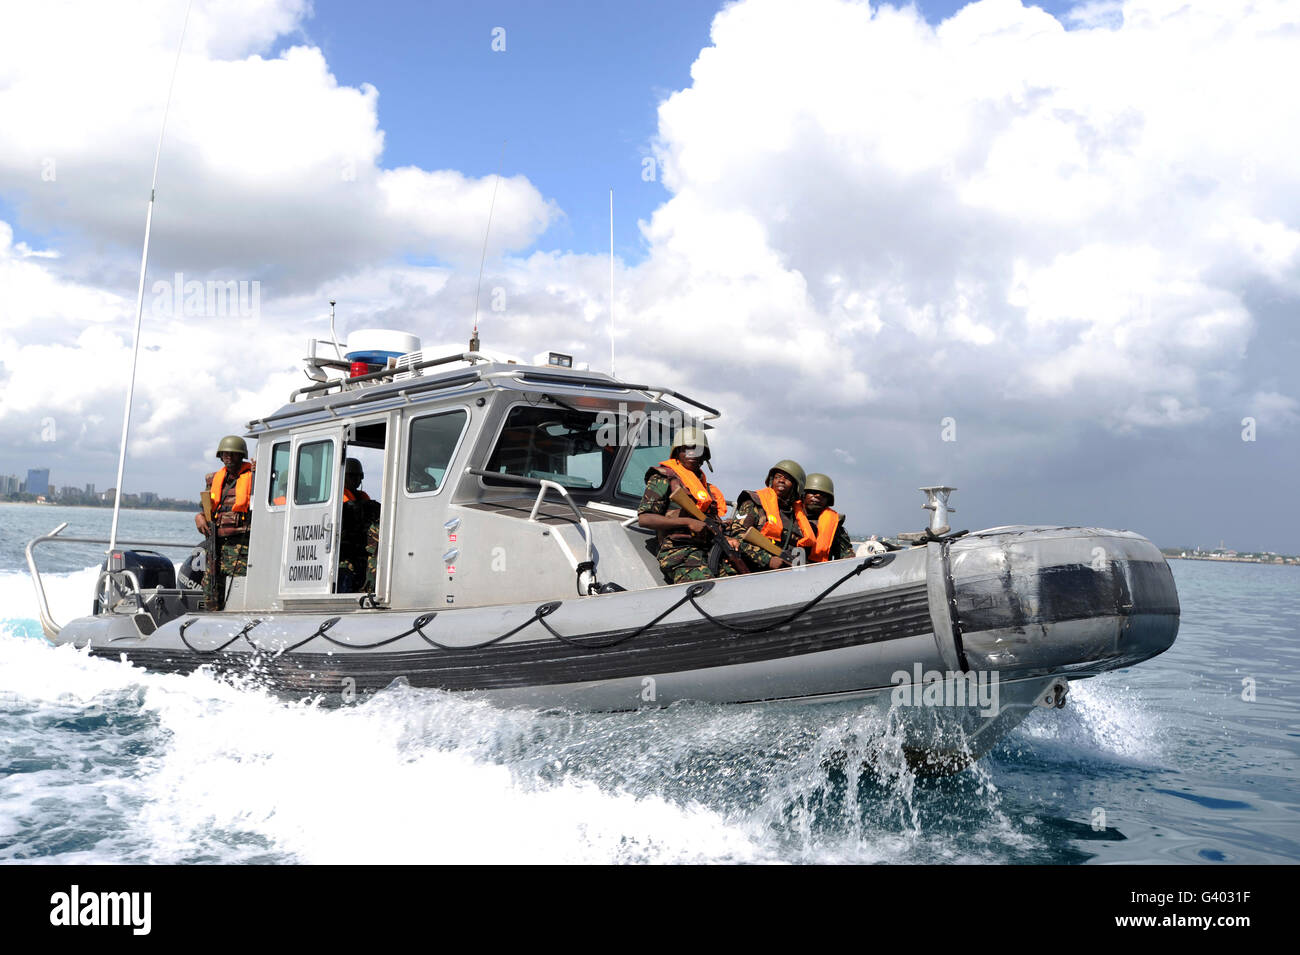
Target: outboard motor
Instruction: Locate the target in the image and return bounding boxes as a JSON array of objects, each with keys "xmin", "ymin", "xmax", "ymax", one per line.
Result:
[
  {"xmin": 178, "ymin": 547, "xmax": 206, "ymax": 591},
  {"xmin": 92, "ymin": 549, "xmax": 178, "ymax": 616},
  {"xmin": 100, "ymin": 549, "xmax": 177, "ymax": 589}
]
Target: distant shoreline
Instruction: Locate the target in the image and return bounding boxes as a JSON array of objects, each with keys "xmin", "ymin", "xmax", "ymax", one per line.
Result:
[
  {"xmin": 1167, "ymin": 555, "xmax": 1298, "ymax": 566},
  {"xmin": 0, "ymin": 500, "xmax": 194, "ymax": 513}
]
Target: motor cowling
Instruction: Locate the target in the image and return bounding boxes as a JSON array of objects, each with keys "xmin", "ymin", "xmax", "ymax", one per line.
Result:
[
  {"xmin": 101, "ymin": 549, "xmax": 177, "ymax": 589},
  {"xmin": 178, "ymin": 547, "xmax": 206, "ymax": 590}
]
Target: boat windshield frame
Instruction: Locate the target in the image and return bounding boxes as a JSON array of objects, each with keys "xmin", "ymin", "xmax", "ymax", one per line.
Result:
[
  {"xmin": 472, "ymin": 396, "xmax": 707, "ymax": 507},
  {"xmin": 479, "ymin": 401, "xmax": 623, "ymax": 496}
]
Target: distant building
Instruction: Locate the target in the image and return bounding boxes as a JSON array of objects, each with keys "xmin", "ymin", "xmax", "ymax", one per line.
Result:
[
  {"xmin": 60, "ymin": 485, "xmax": 80, "ymax": 501},
  {"xmin": 26, "ymin": 469, "xmax": 50, "ymax": 498},
  {"xmin": 0, "ymin": 474, "xmax": 19, "ymax": 495},
  {"xmin": 138, "ymin": 491, "xmax": 158, "ymax": 505},
  {"xmin": 85, "ymin": 483, "xmax": 95, "ymax": 497}
]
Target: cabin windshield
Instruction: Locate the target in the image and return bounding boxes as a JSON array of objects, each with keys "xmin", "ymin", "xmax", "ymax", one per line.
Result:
[
  {"xmin": 613, "ymin": 411, "xmax": 680, "ymax": 502},
  {"xmin": 484, "ymin": 405, "xmax": 617, "ymax": 490},
  {"xmin": 617, "ymin": 439, "xmax": 673, "ymax": 500}
]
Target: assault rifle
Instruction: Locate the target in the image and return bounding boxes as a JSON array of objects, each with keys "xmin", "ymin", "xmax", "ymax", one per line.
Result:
[
  {"xmin": 669, "ymin": 489, "xmax": 804, "ymax": 573},
  {"xmin": 733, "ymin": 514, "xmax": 803, "ymax": 567},
  {"xmin": 201, "ymin": 475, "xmax": 217, "ymax": 608},
  {"xmin": 668, "ymin": 487, "xmax": 750, "ymax": 575}
]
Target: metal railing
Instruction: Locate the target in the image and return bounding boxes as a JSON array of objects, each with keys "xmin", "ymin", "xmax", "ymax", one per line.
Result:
[
  {"xmin": 25, "ymin": 522, "xmax": 198, "ymax": 640},
  {"xmin": 512, "ymin": 371, "xmax": 721, "ymax": 419},
  {"xmin": 463, "ymin": 469, "xmax": 594, "ymax": 573}
]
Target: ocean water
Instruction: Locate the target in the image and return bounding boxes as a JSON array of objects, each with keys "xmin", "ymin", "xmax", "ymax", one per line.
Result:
[{"xmin": 1, "ymin": 501, "xmax": 1297, "ymax": 864}]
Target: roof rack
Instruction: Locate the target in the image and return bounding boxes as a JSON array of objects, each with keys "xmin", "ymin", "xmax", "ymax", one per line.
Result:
[
  {"xmin": 250, "ymin": 358, "xmax": 723, "ymax": 434},
  {"xmin": 513, "ymin": 372, "xmax": 720, "ymax": 418},
  {"xmin": 251, "ymin": 369, "xmax": 483, "ymax": 431},
  {"xmin": 290, "ymin": 351, "xmax": 488, "ymax": 402}
]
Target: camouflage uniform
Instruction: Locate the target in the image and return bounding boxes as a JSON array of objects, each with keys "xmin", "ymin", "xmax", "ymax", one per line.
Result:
[
  {"xmin": 733, "ymin": 491, "xmax": 802, "ymax": 571},
  {"xmin": 638, "ymin": 471, "xmax": 739, "ymax": 584},
  {"xmin": 825, "ymin": 519, "xmax": 856, "ymax": 560},
  {"xmin": 203, "ymin": 538, "xmax": 250, "ymax": 610},
  {"xmin": 364, "ymin": 517, "xmax": 379, "ymax": 592},
  {"xmin": 201, "ymin": 468, "xmax": 252, "ymax": 611}
]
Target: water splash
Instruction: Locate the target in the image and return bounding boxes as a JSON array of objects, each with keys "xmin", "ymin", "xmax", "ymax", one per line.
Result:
[
  {"xmin": 0, "ymin": 630, "xmax": 1029, "ymax": 864},
  {"xmin": 0, "ymin": 565, "xmax": 1130, "ymax": 864},
  {"xmin": 1009, "ymin": 676, "xmax": 1164, "ymax": 765},
  {"xmin": 0, "ymin": 566, "xmax": 104, "ymax": 642}
]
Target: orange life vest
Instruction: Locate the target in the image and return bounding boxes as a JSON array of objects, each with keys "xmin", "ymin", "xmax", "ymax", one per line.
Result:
[
  {"xmin": 657, "ymin": 458, "xmax": 727, "ymax": 517},
  {"xmin": 344, "ymin": 488, "xmax": 370, "ymax": 504},
  {"xmin": 753, "ymin": 486, "xmax": 788, "ymax": 540},
  {"xmin": 795, "ymin": 503, "xmax": 841, "ymax": 562},
  {"xmin": 210, "ymin": 463, "xmax": 252, "ymax": 512},
  {"xmin": 209, "ymin": 463, "xmax": 253, "ymax": 536}
]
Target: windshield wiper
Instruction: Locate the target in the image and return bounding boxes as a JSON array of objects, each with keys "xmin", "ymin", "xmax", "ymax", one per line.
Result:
[{"xmin": 541, "ymin": 393, "xmax": 584, "ymax": 416}]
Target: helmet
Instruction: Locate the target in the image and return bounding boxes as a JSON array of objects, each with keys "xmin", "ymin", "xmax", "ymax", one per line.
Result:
[
  {"xmin": 670, "ymin": 426, "xmax": 710, "ymax": 460},
  {"xmin": 804, "ymin": 472, "xmax": 835, "ymax": 504},
  {"xmin": 766, "ymin": 459, "xmax": 806, "ymax": 495},
  {"xmin": 345, "ymin": 457, "xmax": 364, "ymax": 478},
  {"xmin": 215, "ymin": 435, "xmax": 248, "ymax": 458}
]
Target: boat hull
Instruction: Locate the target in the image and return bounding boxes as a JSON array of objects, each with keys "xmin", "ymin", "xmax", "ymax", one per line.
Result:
[{"xmin": 48, "ymin": 525, "xmax": 1179, "ymax": 763}]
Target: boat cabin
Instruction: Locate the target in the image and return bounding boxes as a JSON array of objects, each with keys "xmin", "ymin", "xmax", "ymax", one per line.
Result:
[{"xmin": 225, "ymin": 340, "xmax": 720, "ymax": 613}]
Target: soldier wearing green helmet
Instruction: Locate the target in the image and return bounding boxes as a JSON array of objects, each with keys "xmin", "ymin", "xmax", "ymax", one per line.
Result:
[
  {"xmin": 637, "ymin": 425, "xmax": 741, "ymax": 584},
  {"xmin": 794, "ymin": 472, "xmax": 855, "ymax": 562},
  {"xmin": 732, "ymin": 458, "xmax": 806, "ymax": 571},
  {"xmin": 196, "ymin": 433, "xmax": 254, "ymax": 610}
]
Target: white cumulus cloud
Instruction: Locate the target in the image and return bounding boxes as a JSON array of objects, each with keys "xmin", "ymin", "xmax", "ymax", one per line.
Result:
[{"xmin": 1, "ymin": 0, "xmax": 1296, "ymax": 548}]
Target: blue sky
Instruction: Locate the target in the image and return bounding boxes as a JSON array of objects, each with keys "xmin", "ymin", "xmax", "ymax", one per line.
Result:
[
  {"xmin": 294, "ymin": 0, "xmax": 724, "ymax": 263},
  {"xmin": 288, "ymin": 0, "xmax": 1086, "ymax": 263}
]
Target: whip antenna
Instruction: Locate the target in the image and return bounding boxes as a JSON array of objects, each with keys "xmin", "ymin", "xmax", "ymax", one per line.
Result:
[
  {"xmin": 609, "ymin": 188, "xmax": 616, "ymax": 377},
  {"xmin": 328, "ymin": 299, "xmax": 342, "ymax": 359},
  {"xmin": 108, "ymin": 0, "xmax": 193, "ymax": 554},
  {"xmin": 471, "ymin": 140, "xmax": 506, "ymax": 352}
]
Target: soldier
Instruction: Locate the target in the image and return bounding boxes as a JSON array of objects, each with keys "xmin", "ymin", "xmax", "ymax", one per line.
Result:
[
  {"xmin": 196, "ymin": 435, "xmax": 254, "ymax": 610},
  {"xmin": 733, "ymin": 459, "xmax": 806, "ymax": 571},
  {"xmin": 794, "ymin": 473, "xmax": 855, "ymax": 562},
  {"xmin": 343, "ymin": 457, "xmax": 370, "ymax": 506},
  {"xmin": 636, "ymin": 427, "xmax": 740, "ymax": 584},
  {"xmin": 338, "ymin": 458, "xmax": 380, "ymax": 592}
]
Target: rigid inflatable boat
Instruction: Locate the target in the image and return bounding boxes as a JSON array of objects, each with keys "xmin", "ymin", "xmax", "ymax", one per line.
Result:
[{"xmin": 27, "ymin": 336, "xmax": 1180, "ymax": 766}]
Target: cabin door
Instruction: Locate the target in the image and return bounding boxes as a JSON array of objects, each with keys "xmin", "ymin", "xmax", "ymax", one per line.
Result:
[{"xmin": 279, "ymin": 426, "xmax": 344, "ymax": 595}]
